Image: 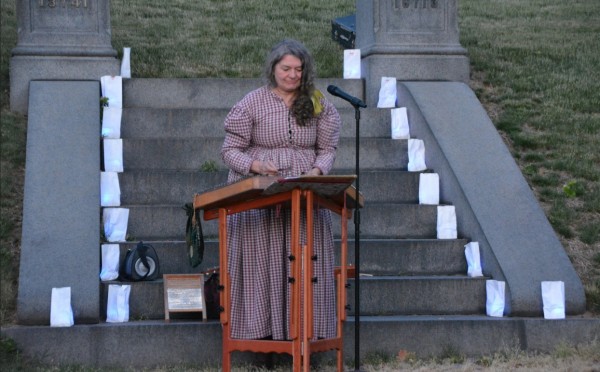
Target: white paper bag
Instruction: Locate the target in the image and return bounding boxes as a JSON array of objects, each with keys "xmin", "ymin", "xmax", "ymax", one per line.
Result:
[
  {"xmin": 50, "ymin": 287, "xmax": 74, "ymax": 327},
  {"xmin": 486, "ymin": 280, "xmax": 505, "ymax": 317},
  {"xmin": 343, "ymin": 49, "xmax": 361, "ymax": 79},
  {"xmin": 101, "ymin": 172, "xmax": 121, "ymax": 207},
  {"xmin": 101, "ymin": 107, "xmax": 122, "ymax": 139},
  {"xmin": 408, "ymin": 139, "xmax": 427, "ymax": 172},
  {"xmin": 391, "ymin": 107, "xmax": 410, "ymax": 139},
  {"xmin": 120, "ymin": 47, "xmax": 131, "ymax": 79},
  {"xmin": 437, "ymin": 205, "xmax": 457, "ymax": 239},
  {"xmin": 377, "ymin": 77, "xmax": 397, "ymax": 108},
  {"xmin": 106, "ymin": 284, "xmax": 131, "ymax": 323},
  {"xmin": 100, "ymin": 75, "xmax": 123, "ymax": 108},
  {"xmin": 100, "ymin": 244, "xmax": 120, "ymax": 281},
  {"xmin": 541, "ymin": 281, "xmax": 565, "ymax": 319},
  {"xmin": 103, "ymin": 139, "xmax": 123, "ymax": 173},
  {"xmin": 419, "ymin": 173, "xmax": 439, "ymax": 205},
  {"xmin": 464, "ymin": 242, "xmax": 483, "ymax": 277},
  {"xmin": 103, "ymin": 208, "xmax": 129, "ymax": 242}
]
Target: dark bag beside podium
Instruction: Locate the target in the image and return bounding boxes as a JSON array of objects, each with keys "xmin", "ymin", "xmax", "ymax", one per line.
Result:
[
  {"xmin": 184, "ymin": 202, "xmax": 204, "ymax": 268},
  {"xmin": 120, "ymin": 241, "xmax": 160, "ymax": 281}
]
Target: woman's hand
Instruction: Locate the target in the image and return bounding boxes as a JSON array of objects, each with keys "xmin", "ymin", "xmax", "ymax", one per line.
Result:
[
  {"xmin": 305, "ymin": 167, "xmax": 322, "ymax": 176},
  {"xmin": 251, "ymin": 160, "xmax": 279, "ymax": 176}
]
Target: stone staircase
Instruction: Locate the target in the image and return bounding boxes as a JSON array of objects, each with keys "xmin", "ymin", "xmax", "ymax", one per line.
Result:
[
  {"xmin": 103, "ymin": 77, "xmax": 486, "ymax": 323},
  {"xmin": 4, "ymin": 78, "xmax": 598, "ymax": 369},
  {"xmin": 111, "ymin": 77, "xmax": 488, "ymax": 349}
]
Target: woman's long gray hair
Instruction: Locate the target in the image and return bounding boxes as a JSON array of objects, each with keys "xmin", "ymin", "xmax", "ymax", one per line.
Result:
[{"xmin": 264, "ymin": 39, "xmax": 317, "ymax": 126}]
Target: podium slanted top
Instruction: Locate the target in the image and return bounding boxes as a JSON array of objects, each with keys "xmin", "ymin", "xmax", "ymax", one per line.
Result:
[{"xmin": 194, "ymin": 175, "xmax": 363, "ymax": 215}]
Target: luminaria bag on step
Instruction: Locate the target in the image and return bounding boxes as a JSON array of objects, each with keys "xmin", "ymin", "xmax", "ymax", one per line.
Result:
[
  {"xmin": 106, "ymin": 284, "xmax": 131, "ymax": 323},
  {"xmin": 184, "ymin": 202, "xmax": 204, "ymax": 268},
  {"xmin": 120, "ymin": 241, "xmax": 160, "ymax": 281},
  {"xmin": 486, "ymin": 279, "xmax": 505, "ymax": 317},
  {"xmin": 100, "ymin": 243, "xmax": 120, "ymax": 281},
  {"xmin": 541, "ymin": 281, "xmax": 565, "ymax": 319},
  {"xmin": 50, "ymin": 287, "xmax": 74, "ymax": 327}
]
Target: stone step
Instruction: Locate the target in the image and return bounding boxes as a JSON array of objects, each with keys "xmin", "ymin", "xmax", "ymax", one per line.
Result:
[
  {"xmin": 122, "ymin": 203, "xmax": 440, "ymax": 240},
  {"xmin": 118, "ymin": 170, "xmax": 227, "ymax": 205},
  {"xmin": 122, "ymin": 78, "xmax": 365, "ymax": 110},
  {"xmin": 109, "ymin": 238, "xmax": 469, "ymax": 278},
  {"xmin": 121, "ymin": 107, "xmax": 391, "ymax": 139},
  {"xmin": 4, "ymin": 317, "xmax": 598, "ymax": 369},
  {"xmin": 353, "ymin": 238, "xmax": 468, "ymax": 275},
  {"xmin": 118, "ymin": 169, "xmax": 421, "ymax": 205},
  {"xmin": 348, "ymin": 276, "xmax": 487, "ymax": 316},
  {"xmin": 100, "ymin": 274, "xmax": 484, "ymax": 320},
  {"xmin": 119, "ymin": 137, "xmax": 409, "ymax": 171}
]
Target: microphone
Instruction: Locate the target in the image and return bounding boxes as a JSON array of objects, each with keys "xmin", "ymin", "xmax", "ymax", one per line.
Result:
[{"xmin": 326, "ymin": 85, "xmax": 367, "ymax": 108}]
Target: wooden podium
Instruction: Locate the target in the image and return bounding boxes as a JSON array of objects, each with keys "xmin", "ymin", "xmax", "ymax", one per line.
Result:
[{"xmin": 193, "ymin": 175, "xmax": 363, "ymax": 371}]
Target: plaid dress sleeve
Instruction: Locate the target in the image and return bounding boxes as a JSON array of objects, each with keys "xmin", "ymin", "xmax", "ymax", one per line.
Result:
[
  {"xmin": 221, "ymin": 103, "xmax": 255, "ymax": 177},
  {"xmin": 313, "ymin": 97, "xmax": 341, "ymax": 175}
]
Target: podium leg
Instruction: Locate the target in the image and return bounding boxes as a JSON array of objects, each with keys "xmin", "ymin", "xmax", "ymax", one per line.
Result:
[
  {"xmin": 219, "ymin": 208, "xmax": 232, "ymax": 372},
  {"xmin": 338, "ymin": 201, "xmax": 348, "ymax": 372},
  {"xmin": 303, "ymin": 190, "xmax": 315, "ymax": 372},
  {"xmin": 291, "ymin": 189, "xmax": 302, "ymax": 370}
]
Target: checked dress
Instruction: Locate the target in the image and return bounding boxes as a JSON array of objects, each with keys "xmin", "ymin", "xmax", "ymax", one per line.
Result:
[{"xmin": 221, "ymin": 86, "xmax": 341, "ymax": 340}]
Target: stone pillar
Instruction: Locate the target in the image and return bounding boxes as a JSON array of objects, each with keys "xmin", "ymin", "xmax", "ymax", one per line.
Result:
[
  {"xmin": 10, "ymin": 0, "xmax": 120, "ymax": 114},
  {"xmin": 356, "ymin": 0, "xmax": 470, "ymax": 106}
]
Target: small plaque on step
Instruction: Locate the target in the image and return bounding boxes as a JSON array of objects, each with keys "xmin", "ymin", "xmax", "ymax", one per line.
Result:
[{"xmin": 163, "ymin": 274, "xmax": 206, "ymax": 321}]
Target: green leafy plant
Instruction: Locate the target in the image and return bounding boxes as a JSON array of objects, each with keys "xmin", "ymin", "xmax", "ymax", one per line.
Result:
[
  {"xmin": 563, "ymin": 180, "xmax": 584, "ymax": 198},
  {"xmin": 200, "ymin": 160, "xmax": 219, "ymax": 172},
  {"xmin": 99, "ymin": 97, "xmax": 109, "ymax": 122}
]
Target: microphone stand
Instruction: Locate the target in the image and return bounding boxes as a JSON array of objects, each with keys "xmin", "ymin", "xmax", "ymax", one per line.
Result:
[
  {"xmin": 327, "ymin": 84, "xmax": 365, "ymax": 371},
  {"xmin": 351, "ymin": 103, "xmax": 363, "ymax": 372}
]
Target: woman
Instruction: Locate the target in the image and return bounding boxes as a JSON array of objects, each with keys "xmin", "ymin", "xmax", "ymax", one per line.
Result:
[{"xmin": 221, "ymin": 39, "xmax": 341, "ymax": 340}]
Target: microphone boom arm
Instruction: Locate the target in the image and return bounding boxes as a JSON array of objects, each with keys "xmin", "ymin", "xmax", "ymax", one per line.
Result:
[{"xmin": 326, "ymin": 85, "xmax": 367, "ymax": 108}]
